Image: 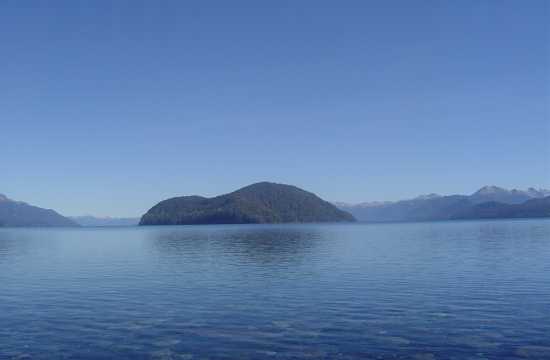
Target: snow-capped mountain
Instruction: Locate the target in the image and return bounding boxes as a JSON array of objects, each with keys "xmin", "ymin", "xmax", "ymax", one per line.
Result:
[{"xmin": 335, "ymin": 186, "xmax": 550, "ymax": 222}]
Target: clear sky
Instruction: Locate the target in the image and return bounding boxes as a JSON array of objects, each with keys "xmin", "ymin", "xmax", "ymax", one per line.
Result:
[{"xmin": 1, "ymin": 1, "xmax": 549, "ymax": 217}]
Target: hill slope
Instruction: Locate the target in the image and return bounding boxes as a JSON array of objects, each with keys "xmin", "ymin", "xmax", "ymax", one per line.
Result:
[
  {"xmin": 140, "ymin": 182, "xmax": 355, "ymax": 225},
  {"xmin": 0, "ymin": 194, "xmax": 78, "ymax": 227}
]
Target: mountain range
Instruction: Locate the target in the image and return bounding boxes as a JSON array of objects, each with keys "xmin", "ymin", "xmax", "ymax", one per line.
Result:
[
  {"xmin": 70, "ymin": 216, "xmax": 140, "ymax": 227},
  {"xmin": 336, "ymin": 186, "xmax": 550, "ymax": 222},
  {"xmin": 0, "ymin": 194, "xmax": 77, "ymax": 227},
  {"xmin": 453, "ymin": 196, "xmax": 550, "ymax": 220},
  {"xmin": 140, "ymin": 182, "xmax": 355, "ymax": 225},
  {"xmin": 1, "ymin": 185, "xmax": 549, "ymax": 228}
]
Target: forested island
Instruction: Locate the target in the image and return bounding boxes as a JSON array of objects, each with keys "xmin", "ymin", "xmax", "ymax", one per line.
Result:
[{"xmin": 140, "ymin": 182, "xmax": 355, "ymax": 225}]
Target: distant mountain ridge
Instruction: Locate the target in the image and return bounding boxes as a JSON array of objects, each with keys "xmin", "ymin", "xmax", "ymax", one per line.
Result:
[
  {"xmin": 0, "ymin": 194, "xmax": 78, "ymax": 227},
  {"xmin": 70, "ymin": 216, "xmax": 140, "ymax": 227},
  {"xmin": 140, "ymin": 182, "xmax": 355, "ymax": 225},
  {"xmin": 453, "ymin": 196, "xmax": 550, "ymax": 220},
  {"xmin": 469, "ymin": 186, "xmax": 550, "ymax": 205},
  {"xmin": 336, "ymin": 186, "xmax": 550, "ymax": 222}
]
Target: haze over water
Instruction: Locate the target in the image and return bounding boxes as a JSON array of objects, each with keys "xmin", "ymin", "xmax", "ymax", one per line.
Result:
[{"xmin": 1, "ymin": 219, "xmax": 550, "ymax": 359}]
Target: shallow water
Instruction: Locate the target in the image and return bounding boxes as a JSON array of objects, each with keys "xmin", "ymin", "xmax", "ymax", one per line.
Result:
[{"xmin": 1, "ymin": 219, "xmax": 549, "ymax": 359}]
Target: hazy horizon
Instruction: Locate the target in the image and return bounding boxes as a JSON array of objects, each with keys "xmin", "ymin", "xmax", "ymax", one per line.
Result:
[
  {"xmin": 1, "ymin": 1, "xmax": 548, "ymax": 217},
  {"xmin": 2, "ymin": 182, "xmax": 549, "ymax": 218}
]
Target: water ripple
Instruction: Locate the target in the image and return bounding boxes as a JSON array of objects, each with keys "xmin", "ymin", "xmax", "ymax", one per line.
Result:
[{"xmin": 1, "ymin": 220, "xmax": 549, "ymax": 359}]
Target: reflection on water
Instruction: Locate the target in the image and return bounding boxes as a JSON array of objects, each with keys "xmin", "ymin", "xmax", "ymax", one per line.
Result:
[
  {"xmin": 1, "ymin": 220, "xmax": 550, "ymax": 359},
  {"xmin": 152, "ymin": 225, "xmax": 323, "ymax": 266}
]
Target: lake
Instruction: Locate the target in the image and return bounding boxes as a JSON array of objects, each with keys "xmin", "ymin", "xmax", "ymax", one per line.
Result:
[{"xmin": 1, "ymin": 219, "xmax": 549, "ymax": 359}]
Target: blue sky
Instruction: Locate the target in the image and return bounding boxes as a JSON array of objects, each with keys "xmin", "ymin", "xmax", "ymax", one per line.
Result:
[{"xmin": 1, "ymin": 1, "xmax": 548, "ymax": 217}]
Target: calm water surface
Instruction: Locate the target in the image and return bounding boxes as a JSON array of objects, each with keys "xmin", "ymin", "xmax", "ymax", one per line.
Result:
[{"xmin": 1, "ymin": 220, "xmax": 549, "ymax": 359}]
